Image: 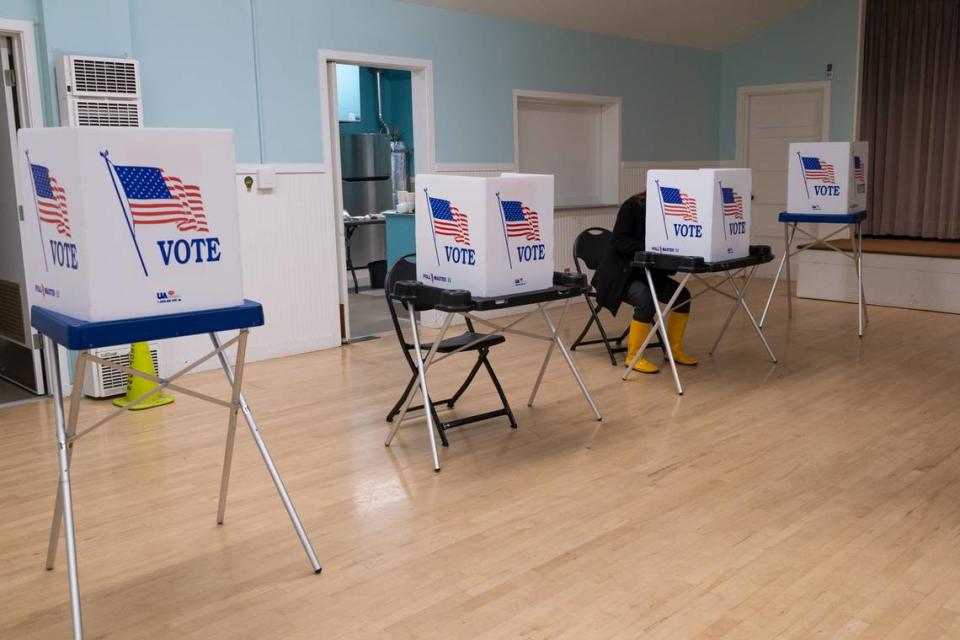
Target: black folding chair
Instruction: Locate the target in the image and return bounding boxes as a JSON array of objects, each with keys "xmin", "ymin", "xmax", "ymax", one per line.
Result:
[
  {"xmin": 570, "ymin": 228, "xmax": 665, "ymax": 366},
  {"xmin": 384, "ymin": 254, "xmax": 516, "ymax": 447},
  {"xmin": 569, "ymin": 228, "xmax": 630, "ymax": 366}
]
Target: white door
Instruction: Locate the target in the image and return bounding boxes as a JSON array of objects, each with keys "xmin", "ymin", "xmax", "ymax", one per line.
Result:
[
  {"xmin": 0, "ymin": 35, "xmax": 45, "ymax": 394},
  {"xmin": 740, "ymin": 84, "xmax": 828, "ymax": 277}
]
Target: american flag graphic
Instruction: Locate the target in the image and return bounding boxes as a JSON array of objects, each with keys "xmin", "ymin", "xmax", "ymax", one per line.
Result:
[
  {"xmin": 801, "ymin": 156, "xmax": 836, "ymax": 184},
  {"xmin": 428, "ymin": 196, "xmax": 470, "ymax": 245},
  {"xmin": 31, "ymin": 163, "xmax": 71, "ymax": 238},
  {"xmin": 659, "ymin": 186, "xmax": 698, "ymax": 222},
  {"xmin": 114, "ymin": 165, "xmax": 209, "ymax": 232},
  {"xmin": 853, "ymin": 156, "xmax": 865, "ymax": 182},
  {"xmin": 500, "ymin": 200, "xmax": 541, "ymax": 242},
  {"xmin": 721, "ymin": 187, "xmax": 744, "ymax": 219}
]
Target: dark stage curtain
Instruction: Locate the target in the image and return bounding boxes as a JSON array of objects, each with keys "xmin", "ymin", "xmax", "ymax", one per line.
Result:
[{"xmin": 860, "ymin": 0, "xmax": 960, "ymax": 238}]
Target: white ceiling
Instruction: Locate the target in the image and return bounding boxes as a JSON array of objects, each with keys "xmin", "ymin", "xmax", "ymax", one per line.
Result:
[{"xmin": 397, "ymin": 0, "xmax": 812, "ymax": 50}]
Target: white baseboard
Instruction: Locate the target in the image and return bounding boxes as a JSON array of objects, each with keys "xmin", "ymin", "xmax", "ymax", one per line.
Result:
[{"xmin": 798, "ymin": 249, "xmax": 960, "ymax": 315}]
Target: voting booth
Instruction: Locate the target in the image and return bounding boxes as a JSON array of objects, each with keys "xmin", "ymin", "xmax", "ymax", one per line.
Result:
[
  {"xmin": 415, "ymin": 173, "xmax": 554, "ymax": 297},
  {"xmin": 17, "ymin": 127, "xmax": 244, "ymax": 322},
  {"xmin": 25, "ymin": 128, "xmax": 322, "ymax": 639},
  {"xmin": 645, "ymin": 168, "xmax": 752, "ymax": 262},
  {"xmin": 787, "ymin": 141, "xmax": 868, "ymax": 214},
  {"xmin": 760, "ymin": 142, "xmax": 871, "ymax": 337}
]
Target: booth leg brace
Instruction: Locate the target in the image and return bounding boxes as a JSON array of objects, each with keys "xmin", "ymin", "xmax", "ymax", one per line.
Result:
[
  {"xmin": 622, "ymin": 267, "xmax": 776, "ymax": 395},
  {"xmin": 43, "ymin": 330, "xmax": 321, "ymax": 639},
  {"xmin": 759, "ymin": 221, "xmax": 868, "ymax": 336}
]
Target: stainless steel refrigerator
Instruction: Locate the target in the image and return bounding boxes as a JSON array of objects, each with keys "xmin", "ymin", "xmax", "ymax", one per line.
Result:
[{"xmin": 340, "ymin": 133, "xmax": 392, "ymax": 216}]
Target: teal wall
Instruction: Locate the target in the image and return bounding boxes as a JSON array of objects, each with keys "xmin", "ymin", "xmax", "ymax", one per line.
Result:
[
  {"xmin": 337, "ymin": 67, "xmax": 415, "ymax": 173},
  {"xmin": 1, "ymin": 0, "xmax": 861, "ymax": 166},
  {"xmin": 718, "ymin": 0, "xmax": 860, "ymax": 159},
  {"xmin": 335, "ymin": 64, "xmax": 361, "ymax": 121},
  {"xmin": 129, "ymin": 0, "xmax": 262, "ymax": 161},
  {"xmin": 0, "ymin": 0, "xmax": 721, "ymax": 164},
  {"xmin": 338, "ymin": 67, "xmax": 412, "ymax": 141},
  {"xmin": 249, "ymin": 0, "xmax": 720, "ymax": 164}
]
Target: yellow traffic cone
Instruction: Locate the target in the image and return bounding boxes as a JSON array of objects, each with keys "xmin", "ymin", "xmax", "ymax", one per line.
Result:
[{"xmin": 112, "ymin": 342, "xmax": 174, "ymax": 410}]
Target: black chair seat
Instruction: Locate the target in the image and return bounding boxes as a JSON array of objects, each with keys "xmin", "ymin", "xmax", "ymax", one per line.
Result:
[{"xmin": 407, "ymin": 331, "xmax": 506, "ymax": 353}]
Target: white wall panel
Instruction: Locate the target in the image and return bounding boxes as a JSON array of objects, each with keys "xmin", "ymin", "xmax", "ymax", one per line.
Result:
[{"xmin": 158, "ymin": 167, "xmax": 340, "ymax": 375}]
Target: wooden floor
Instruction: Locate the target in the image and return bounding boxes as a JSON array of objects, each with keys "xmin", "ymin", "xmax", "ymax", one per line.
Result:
[{"xmin": 3, "ymin": 284, "xmax": 960, "ymax": 639}]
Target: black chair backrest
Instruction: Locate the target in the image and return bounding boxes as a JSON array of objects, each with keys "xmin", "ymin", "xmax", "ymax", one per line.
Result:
[
  {"xmin": 385, "ymin": 253, "xmax": 417, "ymax": 299},
  {"xmin": 384, "ymin": 253, "xmax": 418, "ymax": 352},
  {"xmin": 573, "ymin": 227, "xmax": 613, "ymax": 273}
]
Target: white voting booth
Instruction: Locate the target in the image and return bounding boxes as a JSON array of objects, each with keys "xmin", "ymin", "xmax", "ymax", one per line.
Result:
[
  {"xmin": 624, "ymin": 167, "xmax": 778, "ymax": 396},
  {"xmin": 415, "ymin": 173, "xmax": 554, "ymax": 297},
  {"xmin": 645, "ymin": 168, "xmax": 752, "ymax": 262},
  {"xmin": 17, "ymin": 127, "xmax": 244, "ymax": 322},
  {"xmin": 759, "ymin": 141, "xmax": 871, "ymax": 337},
  {"xmin": 787, "ymin": 141, "xmax": 868, "ymax": 214},
  {"xmin": 24, "ymin": 128, "xmax": 322, "ymax": 640}
]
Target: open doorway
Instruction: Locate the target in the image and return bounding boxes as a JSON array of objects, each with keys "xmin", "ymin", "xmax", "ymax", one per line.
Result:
[
  {"xmin": 337, "ymin": 65, "xmax": 413, "ymax": 338},
  {"xmin": 0, "ymin": 20, "xmax": 45, "ymax": 403},
  {"xmin": 319, "ymin": 51, "xmax": 435, "ymax": 344}
]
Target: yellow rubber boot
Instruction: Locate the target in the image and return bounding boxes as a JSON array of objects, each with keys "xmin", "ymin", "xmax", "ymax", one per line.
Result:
[
  {"xmin": 626, "ymin": 320, "xmax": 659, "ymax": 374},
  {"xmin": 666, "ymin": 313, "xmax": 698, "ymax": 366}
]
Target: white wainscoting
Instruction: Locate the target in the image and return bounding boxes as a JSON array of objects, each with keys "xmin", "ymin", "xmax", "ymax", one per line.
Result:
[
  {"xmin": 157, "ymin": 166, "xmax": 341, "ymax": 376},
  {"xmin": 798, "ymin": 250, "xmax": 960, "ymax": 315}
]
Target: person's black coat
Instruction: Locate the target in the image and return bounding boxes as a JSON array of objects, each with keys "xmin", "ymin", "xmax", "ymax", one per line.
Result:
[
  {"xmin": 592, "ymin": 193, "xmax": 675, "ymax": 317},
  {"xmin": 592, "ymin": 194, "xmax": 647, "ymax": 316}
]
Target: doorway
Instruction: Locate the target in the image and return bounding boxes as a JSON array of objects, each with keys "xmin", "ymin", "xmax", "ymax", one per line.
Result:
[
  {"xmin": 736, "ymin": 81, "xmax": 830, "ymax": 278},
  {"xmin": 0, "ymin": 21, "xmax": 46, "ymax": 401},
  {"xmin": 337, "ymin": 65, "xmax": 412, "ymax": 338},
  {"xmin": 319, "ymin": 50, "xmax": 435, "ymax": 343}
]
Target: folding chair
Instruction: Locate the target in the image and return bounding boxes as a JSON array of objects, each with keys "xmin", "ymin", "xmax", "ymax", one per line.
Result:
[
  {"xmin": 384, "ymin": 254, "xmax": 516, "ymax": 447},
  {"xmin": 569, "ymin": 228, "xmax": 627, "ymax": 365},
  {"xmin": 570, "ymin": 227, "xmax": 664, "ymax": 365}
]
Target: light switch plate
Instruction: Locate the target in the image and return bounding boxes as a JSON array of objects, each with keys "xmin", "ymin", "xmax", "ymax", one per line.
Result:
[{"xmin": 257, "ymin": 166, "xmax": 276, "ymax": 190}]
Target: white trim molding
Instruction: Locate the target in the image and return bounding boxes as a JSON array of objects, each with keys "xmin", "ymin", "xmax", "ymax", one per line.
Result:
[
  {"xmin": 235, "ymin": 163, "xmax": 328, "ymax": 175},
  {"xmin": 735, "ymin": 80, "xmax": 831, "ymax": 167},
  {"xmin": 432, "ymin": 162, "xmax": 517, "ymax": 173}
]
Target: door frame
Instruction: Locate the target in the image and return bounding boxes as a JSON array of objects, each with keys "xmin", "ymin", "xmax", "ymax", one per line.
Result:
[
  {"xmin": 0, "ymin": 19, "xmax": 46, "ymax": 394},
  {"xmin": 317, "ymin": 50, "xmax": 435, "ymax": 342},
  {"xmin": 735, "ymin": 80, "xmax": 831, "ymax": 168},
  {"xmin": 0, "ymin": 19, "xmax": 43, "ymax": 131}
]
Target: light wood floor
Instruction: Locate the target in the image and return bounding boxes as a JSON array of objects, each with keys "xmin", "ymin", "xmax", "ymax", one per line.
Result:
[{"xmin": 3, "ymin": 284, "xmax": 960, "ymax": 639}]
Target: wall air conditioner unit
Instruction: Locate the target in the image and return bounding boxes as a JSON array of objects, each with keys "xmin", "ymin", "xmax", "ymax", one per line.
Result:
[
  {"xmin": 56, "ymin": 55, "xmax": 142, "ymax": 127},
  {"xmin": 82, "ymin": 342, "xmax": 162, "ymax": 398}
]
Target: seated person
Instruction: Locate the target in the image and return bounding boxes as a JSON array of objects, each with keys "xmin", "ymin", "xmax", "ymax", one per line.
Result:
[{"xmin": 592, "ymin": 192, "xmax": 697, "ymax": 373}]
